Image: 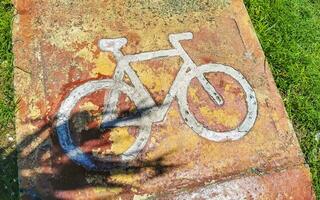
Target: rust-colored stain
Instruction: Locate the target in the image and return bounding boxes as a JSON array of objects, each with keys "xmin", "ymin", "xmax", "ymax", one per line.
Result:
[{"xmin": 13, "ymin": 0, "xmax": 314, "ymax": 199}]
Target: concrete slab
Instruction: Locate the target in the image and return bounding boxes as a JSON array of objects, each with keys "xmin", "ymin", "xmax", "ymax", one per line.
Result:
[{"xmin": 13, "ymin": 0, "xmax": 314, "ymax": 199}]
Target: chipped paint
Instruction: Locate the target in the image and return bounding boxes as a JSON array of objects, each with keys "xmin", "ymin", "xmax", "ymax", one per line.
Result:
[
  {"xmin": 91, "ymin": 53, "xmax": 117, "ymax": 77},
  {"xmin": 109, "ymin": 127, "xmax": 135, "ymax": 155},
  {"xmin": 131, "ymin": 57, "xmax": 182, "ymax": 104},
  {"xmin": 76, "ymin": 46, "xmax": 95, "ymax": 63},
  {"xmin": 199, "ymin": 106, "xmax": 241, "ymax": 128},
  {"xmin": 79, "ymin": 102, "xmax": 99, "ymax": 112}
]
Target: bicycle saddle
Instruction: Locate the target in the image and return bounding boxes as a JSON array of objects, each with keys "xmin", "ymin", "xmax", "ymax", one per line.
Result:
[{"xmin": 99, "ymin": 38, "xmax": 128, "ymax": 52}]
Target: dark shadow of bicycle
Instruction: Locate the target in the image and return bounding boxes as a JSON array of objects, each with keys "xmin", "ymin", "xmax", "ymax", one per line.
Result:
[{"xmin": 1, "ymin": 102, "xmax": 180, "ymax": 200}]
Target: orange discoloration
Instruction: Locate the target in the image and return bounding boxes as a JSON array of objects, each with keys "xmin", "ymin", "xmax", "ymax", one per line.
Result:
[{"xmin": 14, "ymin": 0, "xmax": 32, "ymax": 14}]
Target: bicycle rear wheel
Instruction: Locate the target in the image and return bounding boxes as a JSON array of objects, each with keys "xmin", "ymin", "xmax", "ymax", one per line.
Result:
[
  {"xmin": 56, "ymin": 79, "xmax": 152, "ymax": 171},
  {"xmin": 177, "ymin": 64, "xmax": 258, "ymax": 142}
]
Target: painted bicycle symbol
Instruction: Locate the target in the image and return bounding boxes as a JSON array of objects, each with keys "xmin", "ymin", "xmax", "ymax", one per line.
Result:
[{"xmin": 56, "ymin": 32, "xmax": 258, "ymax": 170}]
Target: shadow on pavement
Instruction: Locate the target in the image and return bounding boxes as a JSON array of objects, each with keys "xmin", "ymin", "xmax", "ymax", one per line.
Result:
[{"xmin": 2, "ymin": 103, "xmax": 179, "ymax": 199}]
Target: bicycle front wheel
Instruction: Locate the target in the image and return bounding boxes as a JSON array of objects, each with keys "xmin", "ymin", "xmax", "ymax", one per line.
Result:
[{"xmin": 177, "ymin": 64, "xmax": 258, "ymax": 142}]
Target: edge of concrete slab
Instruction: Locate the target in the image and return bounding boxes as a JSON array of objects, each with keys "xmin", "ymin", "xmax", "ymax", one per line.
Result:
[{"xmin": 158, "ymin": 164, "xmax": 315, "ymax": 200}]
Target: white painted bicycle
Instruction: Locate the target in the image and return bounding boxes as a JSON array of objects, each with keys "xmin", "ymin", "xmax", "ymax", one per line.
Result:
[{"xmin": 56, "ymin": 32, "xmax": 257, "ymax": 170}]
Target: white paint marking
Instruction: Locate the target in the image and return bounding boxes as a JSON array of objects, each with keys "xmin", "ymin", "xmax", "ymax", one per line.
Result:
[{"xmin": 56, "ymin": 32, "xmax": 258, "ymax": 170}]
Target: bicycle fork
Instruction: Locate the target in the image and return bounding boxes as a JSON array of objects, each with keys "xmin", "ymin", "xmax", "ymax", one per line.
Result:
[{"xmin": 168, "ymin": 33, "xmax": 224, "ymax": 106}]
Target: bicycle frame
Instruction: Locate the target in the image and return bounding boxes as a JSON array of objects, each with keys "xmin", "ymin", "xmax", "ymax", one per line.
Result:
[
  {"xmin": 56, "ymin": 32, "xmax": 258, "ymax": 168},
  {"xmin": 99, "ymin": 32, "xmax": 223, "ymax": 127}
]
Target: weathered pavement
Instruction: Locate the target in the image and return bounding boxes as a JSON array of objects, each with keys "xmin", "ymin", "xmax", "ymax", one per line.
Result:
[{"xmin": 13, "ymin": 0, "xmax": 315, "ymax": 199}]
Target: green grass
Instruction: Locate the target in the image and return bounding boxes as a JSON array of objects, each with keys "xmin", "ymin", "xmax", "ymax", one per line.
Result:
[
  {"xmin": 245, "ymin": 0, "xmax": 320, "ymax": 198},
  {"xmin": 0, "ymin": 0, "xmax": 319, "ymax": 199},
  {"xmin": 0, "ymin": 0, "xmax": 18, "ymax": 199}
]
